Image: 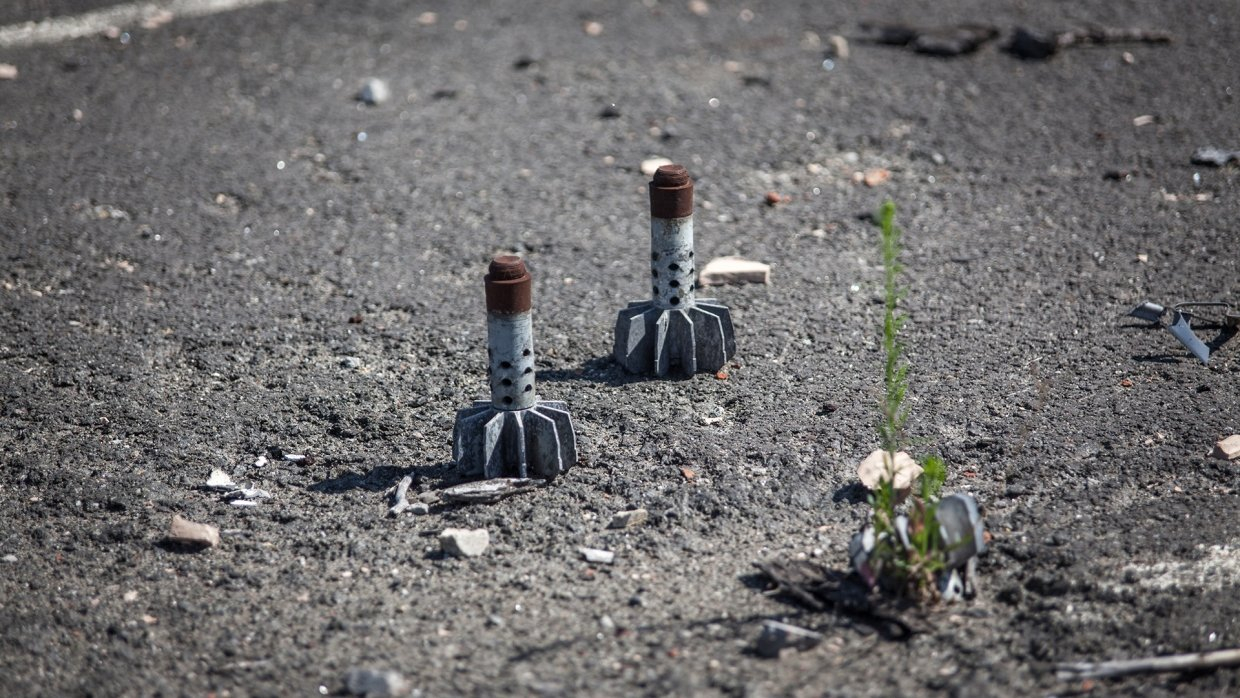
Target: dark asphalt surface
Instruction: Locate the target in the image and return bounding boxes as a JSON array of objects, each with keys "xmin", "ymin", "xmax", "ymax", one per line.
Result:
[{"xmin": 1, "ymin": 1, "xmax": 1238, "ymax": 696}]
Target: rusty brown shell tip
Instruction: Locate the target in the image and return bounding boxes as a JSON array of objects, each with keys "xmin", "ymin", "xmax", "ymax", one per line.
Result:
[
  {"xmin": 488, "ymin": 255, "xmax": 527, "ymax": 281},
  {"xmin": 652, "ymin": 164, "xmax": 690, "ymax": 188}
]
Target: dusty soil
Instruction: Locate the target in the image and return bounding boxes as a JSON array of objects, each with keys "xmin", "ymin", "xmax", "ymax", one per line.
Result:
[{"xmin": 1, "ymin": 1, "xmax": 1238, "ymax": 696}]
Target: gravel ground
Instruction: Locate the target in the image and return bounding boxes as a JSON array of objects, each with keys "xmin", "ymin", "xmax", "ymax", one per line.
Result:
[{"xmin": 1, "ymin": 1, "xmax": 1238, "ymax": 696}]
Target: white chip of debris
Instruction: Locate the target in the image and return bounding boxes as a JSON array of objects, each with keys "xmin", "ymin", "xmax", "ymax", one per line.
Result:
[
  {"xmin": 356, "ymin": 78, "xmax": 390, "ymax": 105},
  {"xmin": 580, "ymin": 547, "xmax": 615, "ymax": 564},
  {"xmin": 343, "ymin": 668, "xmax": 408, "ymax": 698},
  {"xmin": 205, "ymin": 469, "xmax": 236, "ymax": 490},
  {"xmin": 857, "ymin": 449, "xmax": 923, "ymax": 491},
  {"xmin": 226, "ymin": 485, "xmax": 272, "ymax": 500},
  {"xmin": 641, "ymin": 157, "xmax": 673, "ymax": 176},
  {"xmin": 755, "ymin": 620, "xmax": 823, "ymax": 658},
  {"xmin": 167, "ymin": 515, "xmax": 220, "ymax": 548},
  {"xmin": 0, "ymin": 64, "xmax": 18, "ymax": 80},
  {"xmin": 608, "ymin": 508, "xmax": 649, "ymax": 529},
  {"xmin": 698, "ymin": 256, "xmax": 771, "ymax": 286},
  {"xmin": 440, "ymin": 528, "xmax": 489, "ymax": 558},
  {"xmin": 1210, "ymin": 435, "xmax": 1240, "ymax": 461}
]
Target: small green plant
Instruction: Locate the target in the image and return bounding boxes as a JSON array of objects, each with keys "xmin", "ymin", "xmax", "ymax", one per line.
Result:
[{"xmin": 865, "ymin": 200, "xmax": 949, "ymax": 599}]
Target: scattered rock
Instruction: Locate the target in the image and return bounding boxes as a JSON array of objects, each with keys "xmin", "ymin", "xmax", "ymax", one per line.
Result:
[
  {"xmin": 1132, "ymin": 114, "xmax": 1156, "ymax": 127},
  {"xmin": 409, "ymin": 501, "xmax": 430, "ymax": 515},
  {"xmin": 440, "ymin": 528, "xmax": 489, "ymax": 558},
  {"xmin": 826, "ymin": 34, "xmax": 850, "ymax": 59},
  {"xmin": 2, "ymin": 554, "xmax": 17, "ymax": 563},
  {"xmin": 140, "ymin": 9, "xmax": 174, "ymax": 30},
  {"xmin": 866, "ymin": 23, "xmax": 998, "ymax": 57},
  {"xmin": 340, "ymin": 356, "xmax": 363, "ymax": 369},
  {"xmin": 641, "ymin": 157, "xmax": 673, "ymax": 177},
  {"xmin": 583, "ymin": 21, "xmax": 603, "ymax": 37},
  {"xmin": 598, "ymin": 103, "xmax": 621, "ymax": 119},
  {"xmin": 440, "ymin": 478, "xmax": 546, "ymax": 504},
  {"xmin": 343, "ymin": 668, "xmax": 409, "ymax": 697},
  {"xmin": 688, "ymin": 0, "xmax": 710, "ymax": 17},
  {"xmin": 1191, "ymin": 147, "xmax": 1240, "ymax": 167},
  {"xmin": 764, "ymin": 191, "xmax": 783, "ymax": 206},
  {"xmin": 166, "ymin": 515, "xmax": 220, "ymax": 548},
  {"xmin": 0, "ymin": 64, "xmax": 17, "ymax": 80},
  {"xmin": 580, "ymin": 548, "xmax": 615, "ymax": 564},
  {"xmin": 608, "ymin": 509, "xmax": 649, "ymax": 529},
  {"xmin": 863, "ymin": 168, "xmax": 891, "ymax": 187},
  {"xmin": 356, "ymin": 79, "xmax": 390, "ymax": 106},
  {"xmin": 755, "ymin": 620, "xmax": 822, "ymax": 658},
  {"xmin": 205, "ymin": 469, "xmax": 236, "ymax": 490},
  {"xmin": 856, "ymin": 449, "xmax": 922, "ymax": 492},
  {"xmin": 416, "ymin": 11, "xmax": 437, "ymax": 26},
  {"xmin": 1210, "ymin": 435, "xmax": 1240, "ymax": 461},
  {"xmin": 698, "ymin": 257, "xmax": 771, "ymax": 286}
]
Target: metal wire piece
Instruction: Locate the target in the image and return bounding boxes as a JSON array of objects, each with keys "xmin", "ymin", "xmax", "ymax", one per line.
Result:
[{"xmin": 1126, "ymin": 299, "xmax": 1238, "ymax": 364}]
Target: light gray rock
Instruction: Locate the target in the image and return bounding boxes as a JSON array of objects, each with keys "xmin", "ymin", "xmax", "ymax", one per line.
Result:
[
  {"xmin": 356, "ymin": 79, "xmax": 390, "ymax": 106},
  {"xmin": 440, "ymin": 478, "xmax": 546, "ymax": 504},
  {"xmin": 167, "ymin": 515, "xmax": 220, "ymax": 548},
  {"xmin": 607, "ymin": 508, "xmax": 649, "ymax": 529},
  {"xmin": 343, "ymin": 668, "xmax": 407, "ymax": 697},
  {"xmin": 440, "ymin": 528, "xmax": 489, "ymax": 557}
]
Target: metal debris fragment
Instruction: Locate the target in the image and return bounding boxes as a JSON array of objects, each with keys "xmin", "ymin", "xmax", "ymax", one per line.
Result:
[
  {"xmin": 580, "ymin": 548, "xmax": 615, "ymax": 564},
  {"xmin": 755, "ymin": 620, "xmax": 823, "ymax": 658},
  {"xmin": 388, "ymin": 475, "xmax": 414, "ymax": 516},
  {"xmin": 440, "ymin": 478, "xmax": 547, "ymax": 504},
  {"xmin": 1127, "ymin": 300, "xmax": 1238, "ymax": 364}
]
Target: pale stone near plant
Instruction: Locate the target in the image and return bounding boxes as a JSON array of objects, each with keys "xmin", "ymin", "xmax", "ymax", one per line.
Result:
[
  {"xmin": 698, "ymin": 256, "xmax": 771, "ymax": 286},
  {"xmin": 440, "ymin": 528, "xmax": 489, "ymax": 558},
  {"xmin": 1210, "ymin": 435, "xmax": 1240, "ymax": 461},
  {"xmin": 857, "ymin": 449, "xmax": 922, "ymax": 491},
  {"xmin": 167, "ymin": 515, "xmax": 220, "ymax": 548}
]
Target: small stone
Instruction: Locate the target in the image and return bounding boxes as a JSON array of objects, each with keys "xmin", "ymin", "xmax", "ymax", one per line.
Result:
[
  {"xmin": 416, "ymin": 11, "xmax": 437, "ymax": 25},
  {"xmin": 608, "ymin": 509, "xmax": 649, "ymax": 529},
  {"xmin": 1191, "ymin": 147, "xmax": 1240, "ymax": 167},
  {"xmin": 698, "ymin": 257, "xmax": 771, "ymax": 286},
  {"xmin": 2, "ymin": 554, "xmax": 17, "ymax": 563},
  {"xmin": 439, "ymin": 528, "xmax": 489, "ymax": 558},
  {"xmin": 598, "ymin": 103, "xmax": 621, "ymax": 119},
  {"xmin": 583, "ymin": 21, "xmax": 603, "ymax": 36},
  {"xmin": 1210, "ymin": 435, "xmax": 1240, "ymax": 461},
  {"xmin": 167, "ymin": 515, "xmax": 220, "ymax": 548},
  {"xmin": 863, "ymin": 168, "xmax": 891, "ymax": 187},
  {"xmin": 1007, "ymin": 27, "xmax": 1059, "ymax": 60},
  {"xmin": 764, "ymin": 191, "xmax": 782, "ymax": 206},
  {"xmin": 580, "ymin": 548, "xmax": 615, "ymax": 564},
  {"xmin": 205, "ymin": 469, "xmax": 236, "ymax": 490},
  {"xmin": 688, "ymin": 0, "xmax": 710, "ymax": 17},
  {"xmin": 340, "ymin": 356, "xmax": 363, "ymax": 369},
  {"xmin": 641, "ymin": 157, "xmax": 674, "ymax": 177},
  {"xmin": 755, "ymin": 620, "xmax": 822, "ymax": 658},
  {"xmin": 0, "ymin": 64, "xmax": 17, "ymax": 80},
  {"xmin": 409, "ymin": 501, "xmax": 430, "ymax": 515},
  {"xmin": 826, "ymin": 34, "xmax": 850, "ymax": 59},
  {"xmin": 415, "ymin": 491, "xmax": 441, "ymax": 504},
  {"xmin": 343, "ymin": 668, "xmax": 408, "ymax": 697},
  {"xmin": 356, "ymin": 79, "xmax": 390, "ymax": 106},
  {"xmin": 1132, "ymin": 114, "xmax": 1155, "ymax": 127},
  {"xmin": 856, "ymin": 449, "xmax": 922, "ymax": 492}
]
